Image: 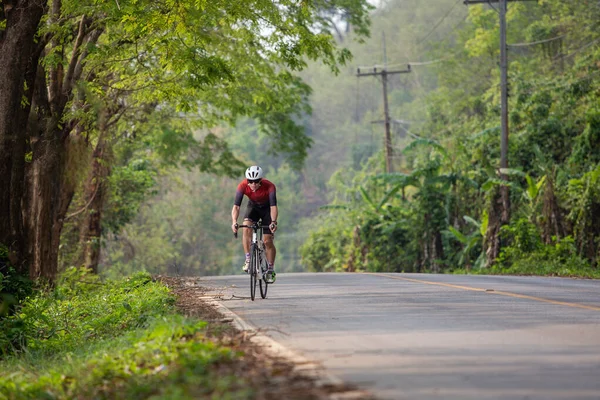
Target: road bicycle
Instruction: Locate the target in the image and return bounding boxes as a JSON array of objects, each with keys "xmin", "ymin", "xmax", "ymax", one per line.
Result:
[{"xmin": 234, "ymin": 221, "xmax": 271, "ymax": 301}]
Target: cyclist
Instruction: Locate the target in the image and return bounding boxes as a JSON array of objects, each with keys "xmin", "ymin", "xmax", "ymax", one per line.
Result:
[{"xmin": 231, "ymin": 165, "xmax": 278, "ymax": 283}]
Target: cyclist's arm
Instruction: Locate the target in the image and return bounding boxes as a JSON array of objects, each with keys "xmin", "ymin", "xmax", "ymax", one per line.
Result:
[
  {"xmin": 269, "ymin": 205, "xmax": 278, "ymax": 233},
  {"xmin": 267, "ymin": 184, "xmax": 278, "ymax": 231},
  {"xmin": 231, "ymin": 205, "xmax": 240, "ymax": 225},
  {"xmin": 232, "ymin": 185, "xmax": 244, "ymax": 230},
  {"xmin": 231, "ymin": 205, "xmax": 240, "ymax": 233}
]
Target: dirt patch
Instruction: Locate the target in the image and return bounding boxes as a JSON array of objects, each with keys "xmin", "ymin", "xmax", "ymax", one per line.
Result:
[{"xmin": 156, "ymin": 275, "xmax": 372, "ymax": 400}]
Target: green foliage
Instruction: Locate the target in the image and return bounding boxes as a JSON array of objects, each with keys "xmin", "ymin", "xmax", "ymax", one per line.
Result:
[
  {"xmin": 0, "ymin": 268, "xmax": 253, "ymax": 399},
  {"xmin": 0, "ymin": 244, "xmax": 33, "ymax": 318},
  {"xmin": 500, "ymin": 218, "xmax": 543, "ymax": 255},
  {"xmin": 0, "ymin": 313, "xmax": 246, "ymax": 399},
  {"xmin": 568, "ymin": 109, "xmax": 600, "ymax": 170},
  {"xmin": 446, "ymin": 213, "xmax": 487, "ymax": 270},
  {"xmin": 358, "ymin": 211, "xmax": 415, "ymax": 272},
  {"xmin": 493, "ymin": 236, "xmax": 597, "ymax": 278},
  {"xmin": 566, "ymin": 164, "xmax": 600, "ymax": 262},
  {"xmin": 0, "ymin": 268, "xmax": 173, "ymax": 358},
  {"xmin": 0, "ymin": 266, "xmax": 33, "ymax": 318},
  {"xmin": 104, "ymin": 159, "xmax": 157, "ymax": 234},
  {"xmin": 297, "ymin": 0, "xmax": 600, "ymax": 277},
  {"xmin": 300, "ymin": 222, "xmax": 352, "ymax": 272}
]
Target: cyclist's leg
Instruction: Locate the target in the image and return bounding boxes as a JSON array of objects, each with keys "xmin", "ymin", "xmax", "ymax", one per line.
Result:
[
  {"xmin": 263, "ymin": 233, "xmax": 276, "ymax": 268},
  {"xmin": 242, "ymin": 204, "xmax": 259, "ymax": 272},
  {"xmin": 242, "ymin": 218, "xmax": 253, "ymax": 253},
  {"xmin": 241, "ymin": 218, "xmax": 253, "ymax": 272},
  {"xmin": 263, "ymin": 234, "xmax": 276, "ymax": 282}
]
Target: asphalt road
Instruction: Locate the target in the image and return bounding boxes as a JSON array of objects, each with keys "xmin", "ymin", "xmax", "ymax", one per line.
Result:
[{"xmin": 200, "ymin": 272, "xmax": 600, "ymax": 400}]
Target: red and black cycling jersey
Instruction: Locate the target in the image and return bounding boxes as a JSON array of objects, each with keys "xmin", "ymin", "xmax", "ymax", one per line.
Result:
[{"xmin": 234, "ymin": 179, "xmax": 277, "ymax": 207}]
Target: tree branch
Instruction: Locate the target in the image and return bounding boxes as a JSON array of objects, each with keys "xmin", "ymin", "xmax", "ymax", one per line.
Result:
[
  {"xmin": 63, "ymin": 15, "xmax": 91, "ymax": 96},
  {"xmin": 65, "ymin": 183, "xmax": 100, "ymax": 221}
]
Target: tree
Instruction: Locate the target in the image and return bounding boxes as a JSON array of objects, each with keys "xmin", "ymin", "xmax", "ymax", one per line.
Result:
[
  {"xmin": 0, "ymin": 0, "xmax": 373, "ymax": 282},
  {"xmin": 0, "ymin": 0, "xmax": 47, "ymax": 275}
]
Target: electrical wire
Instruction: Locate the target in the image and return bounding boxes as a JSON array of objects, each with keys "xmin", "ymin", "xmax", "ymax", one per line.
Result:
[
  {"xmin": 552, "ymin": 37, "xmax": 600, "ymax": 62},
  {"xmin": 403, "ymin": 13, "xmax": 469, "ymax": 67},
  {"xmin": 508, "ymin": 34, "xmax": 567, "ymax": 47},
  {"xmin": 360, "ymin": 10, "xmax": 469, "ymax": 71},
  {"xmin": 416, "ymin": 0, "xmax": 462, "ymax": 46},
  {"xmin": 408, "ymin": 53, "xmax": 459, "ymax": 66}
]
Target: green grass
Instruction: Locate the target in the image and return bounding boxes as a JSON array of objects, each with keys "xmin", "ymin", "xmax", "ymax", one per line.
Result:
[{"xmin": 0, "ymin": 268, "xmax": 253, "ymax": 400}]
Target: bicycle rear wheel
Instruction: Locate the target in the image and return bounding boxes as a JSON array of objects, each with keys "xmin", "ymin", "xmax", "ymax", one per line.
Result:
[
  {"xmin": 259, "ymin": 250, "xmax": 268, "ymax": 299},
  {"xmin": 250, "ymin": 244, "xmax": 258, "ymax": 301}
]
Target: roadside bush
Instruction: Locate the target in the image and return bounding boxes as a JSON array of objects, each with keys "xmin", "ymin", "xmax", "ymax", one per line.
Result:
[
  {"xmin": 494, "ymin": 236, "xmax": 597, "ymax": 277},
  {"xmin": 0, "ymin": 267, "xmax": 174, "ymax": 358},
  {"xmin": 0, "ymin": 270, "xmax": 252, "ymax": 400},
  {"xmin": 300, "ymin": 220, "xmax": 351, "ymax": 272},
  {"xmin": 359, "ymin": 213, "xmax": 415, "ymax": 272},
  {"xmin": 499, "ymin": 218, "xmax": 542, "ymax": 255},
  {"xmin": 0, "ymin": 266, "xmax": 33, "ymax": 317},
  {"xmin": 0, "ymin": 244, "xmax": 34, "ymax": 318},
  {"xmin": 0, "ymin": 315, "xmax": 246, "ymax": 400},
  {"xmin": 0, "ymin": 247, "xmax": 34, "ymax": 356}
]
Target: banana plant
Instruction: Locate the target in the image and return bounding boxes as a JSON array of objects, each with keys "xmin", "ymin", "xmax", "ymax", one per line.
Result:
[
  {"xmin": 524, "ymin": 174, "xmax": 547, "ymax": 204},
  {"xmin": 447, "ymin": 212, "xmax": 488, "ymax": 270}
]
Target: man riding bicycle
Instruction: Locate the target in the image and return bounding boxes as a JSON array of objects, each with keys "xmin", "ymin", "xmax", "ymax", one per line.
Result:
[{"xmin": 231, "ymin": 166, "xmax": 278, "ymax": 283}]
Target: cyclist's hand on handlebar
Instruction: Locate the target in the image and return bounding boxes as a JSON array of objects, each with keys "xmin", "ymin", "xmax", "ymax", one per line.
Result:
[
  {"xmin": 269, "ymin": 222, "xmax": 277, "ymax": 233},
  {"xmin": 231, "ymin": 223, "xmax": 238, "ymax": 234}
]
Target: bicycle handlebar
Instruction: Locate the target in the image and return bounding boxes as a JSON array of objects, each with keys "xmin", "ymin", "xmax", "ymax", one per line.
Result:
[{"xmin": 233, "ymin": 223, "xmax": 273, "ymax": 238}]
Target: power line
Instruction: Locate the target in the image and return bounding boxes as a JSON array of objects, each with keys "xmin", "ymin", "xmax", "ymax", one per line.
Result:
[
  {"xmin": 416, "ymin": 0, "xmax": 462, "ymax": 46},
  {"xmin": 518, "ymin": 69, "xmax": 600, "ymax": 94},
  {"xmin": 384, "ymin": 13, "xmax": 468, "ymax": 69},
  {"xmin": 553, "ymin": 37, "xmax": 600, "ymax": 61},
  {"xmin": 508, "ymin": 34, "xmax": 567, "ymax": 47},
  {"xmin": 408, "ymin": 53, "xmax": 459, "ymax": 66}
]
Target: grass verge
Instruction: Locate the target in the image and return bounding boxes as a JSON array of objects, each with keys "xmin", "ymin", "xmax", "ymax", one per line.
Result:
[
  {"xmin": 0, "ymin": 268, "xmax": 253, "ymax": 399},
  {"xmin": 0, "ymin": 269, "xmax": 346, "ymax": 400}
]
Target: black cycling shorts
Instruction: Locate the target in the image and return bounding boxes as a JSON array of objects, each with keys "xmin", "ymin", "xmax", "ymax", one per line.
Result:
[{"xmin": 243, "ymin": 202, "xmax": 273, "ymax": 235}]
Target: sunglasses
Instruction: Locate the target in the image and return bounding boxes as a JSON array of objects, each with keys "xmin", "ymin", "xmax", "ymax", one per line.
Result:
[{"xmin": 248, "ymin": 179, "xmax": 262, "ymax": 184}]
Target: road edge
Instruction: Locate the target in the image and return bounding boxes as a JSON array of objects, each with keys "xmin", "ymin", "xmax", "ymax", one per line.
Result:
[{"xmin": 205, "ymin": 298, "xmax": 374, "ymax": 400}]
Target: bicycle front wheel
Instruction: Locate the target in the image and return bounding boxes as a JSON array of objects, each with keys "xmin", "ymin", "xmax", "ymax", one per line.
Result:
[{"xmin": 250, "ymin": 244, "xmax": 258, "ymax": 301}]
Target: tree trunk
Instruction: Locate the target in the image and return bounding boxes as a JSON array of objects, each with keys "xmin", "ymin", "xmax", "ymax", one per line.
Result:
[
  {"xmin": 432, "ymin": 230, "xmax": 444, "ymax": 273},
  {"xmin": 23, "ymin": 12, "xmax": 102, "ymax": 282},
  {"xmin": 542, "ymin": 174, "xmax": 566, "ymax": 244},
  {"xmin": 484, "ymin": 185, "xmax": 511, "ymax": 266},
  {"xmin": 420, "ymin": 215, "xmax": 430, "ymax": 272},
  {"xmin": 27, "ymin": 124, "xmax": 74, "ymax": 280},
  {"xmin": 78, "ymin": 117, "xmax": 112, "ymax": 273},
  {"xmin": 0, "ymin": 0, "xmax": 46, "ymax": 273}
]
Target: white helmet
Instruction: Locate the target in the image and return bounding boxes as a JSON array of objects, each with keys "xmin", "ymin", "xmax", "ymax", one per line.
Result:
[{"xmin": 245, "ymin": 165, "xmax": 264, "ymax": 180}]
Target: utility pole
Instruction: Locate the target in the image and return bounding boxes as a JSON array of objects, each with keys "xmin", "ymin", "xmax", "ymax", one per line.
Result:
[
  {"xmin": 464, "ymin": 0, "xmax": 536, "ymax": 264},
  {"xmin": 464, "ymin": 0, "xmax": 535, "ymax": 179},
  {"xmin": 357, "ymin": 33, "xmax": 411, "ymax": 173}
]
